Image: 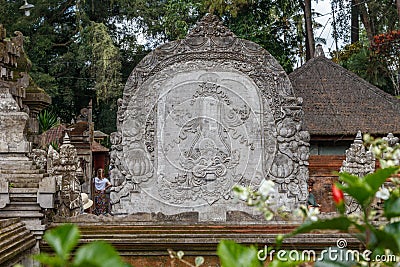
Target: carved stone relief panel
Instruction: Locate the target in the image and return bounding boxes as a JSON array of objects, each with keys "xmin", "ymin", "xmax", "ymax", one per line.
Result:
[{"xmin": 109, "ymin": 14, "xmax": 310, "ymax": 220}]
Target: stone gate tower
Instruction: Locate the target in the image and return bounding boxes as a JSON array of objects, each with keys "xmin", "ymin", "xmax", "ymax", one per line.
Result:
[{"xmin": 109, "ymin": 14, "xmax": 310, "ymax": 221}]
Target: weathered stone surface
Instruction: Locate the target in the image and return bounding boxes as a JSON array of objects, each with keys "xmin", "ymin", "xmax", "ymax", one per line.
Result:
[
  {"xmin": 0, "ymin": 218, "xmax": 36, "ymax": 267},
  {"xmin": 0, "ymin": 82, "xmax": 31, "ymax": 154},
  {"xmin": 109, "ymin": 14, "xmax": 310, "ymax": 221},
  {"xmin": 37, "ymin": 176, "xmax": 56, "ymax": 209},
  {"xmin": 0, "ymin": 176, "xmax": 9, "ymax": 208}
]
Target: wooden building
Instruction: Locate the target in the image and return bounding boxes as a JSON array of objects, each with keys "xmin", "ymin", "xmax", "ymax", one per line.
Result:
[{"xmin": 289, "ymin": 45, "xmax": 400, "ymax": 211}]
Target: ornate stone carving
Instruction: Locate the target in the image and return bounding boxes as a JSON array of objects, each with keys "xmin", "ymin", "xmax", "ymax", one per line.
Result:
[
  {"xmin": 51, "ymin": 134, "xmax": 82, "ymax": 217},
  {"xmin": 110, "ymin": 14, "xmax": 310, "ymax": 219},
  {"xmin": 340, "ymin": 131, "xmax": 375, "ymax": 214},
  {"xmin": 29, "ymin": 149, "xmax": 47, "ymax": 170}
]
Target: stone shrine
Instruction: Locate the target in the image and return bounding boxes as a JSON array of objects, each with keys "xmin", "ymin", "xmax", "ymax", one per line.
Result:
[
  {"xmin": 340, "ymin": 131, "xmax": 375, "ymax": 214},
  {"xmin": 109, "ymin": 14, "xmax": 310, "ymax": 221}
]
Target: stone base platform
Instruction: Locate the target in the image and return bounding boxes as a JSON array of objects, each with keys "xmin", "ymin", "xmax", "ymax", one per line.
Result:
[{"xmin": 42, "ymin": 213, "xmax": 362, "ymax": 266}]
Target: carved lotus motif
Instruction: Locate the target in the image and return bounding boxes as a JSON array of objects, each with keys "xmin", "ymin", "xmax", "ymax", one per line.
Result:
[
  {"xmin": 127, "ymin": 148, "xmax": 153, "ymax": 177},
  {"xmin": 270, "ymin": 153, "xmax": 294, "ymax": 178}
]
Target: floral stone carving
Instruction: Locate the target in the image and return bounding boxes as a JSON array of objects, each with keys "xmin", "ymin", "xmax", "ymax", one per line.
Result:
[{"xmin": 109, "ymin": 14, "xmax": 310, "ymax": 220}]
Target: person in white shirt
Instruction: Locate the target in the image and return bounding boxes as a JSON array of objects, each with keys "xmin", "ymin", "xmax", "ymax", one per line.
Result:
[{"xmin": 93, "ymin": 168, "xmax": 111, "ymax": 215}]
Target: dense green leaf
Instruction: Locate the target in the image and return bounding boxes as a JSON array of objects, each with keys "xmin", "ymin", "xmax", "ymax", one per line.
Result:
[
  {"xmin": 364, "ymin": 167, "xmax": 399, "ymax": 192},
  {"xmin": 338, "ymin": 167, "xmax": 398, "ymax": 208},
  {"xmin": 384, "ymin": 190, "xmax": 400, "ymax": 220},
  {"xmin": 44, "ymin": 224, "xmax": 80, "ymax": 261},
  {"xmin": 33, "ymin": 253, "xmax": 65, "ymax": 267},
  {"xmin": 74, "ymin": 241, "xmax": 130, "ymax": 267},
  {"xmin": 217, "ymin": 240, "xmax": 262, "ymax": 267},
  {"xmin": 38, "ymin": 109, "xmax": 59, "ymax": 134},
  {"xmin": 382, "ymin": 222, "xmax": 400, "ymax": 254}
]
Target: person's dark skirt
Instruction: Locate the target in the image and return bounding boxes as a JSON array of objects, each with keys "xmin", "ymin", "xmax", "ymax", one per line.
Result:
[{"xmin": 93, "ymin": 190, "xmax": 109, "ymax": 215}]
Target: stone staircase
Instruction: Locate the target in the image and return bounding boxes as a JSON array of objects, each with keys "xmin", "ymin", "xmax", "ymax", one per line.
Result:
[
  {"xmin": 0, "ymin": 218, "xmax": 36, "ymax": 267},
  {"xmin": 0, "ymin": 156, "xmax": 48, "ymax": 237}
]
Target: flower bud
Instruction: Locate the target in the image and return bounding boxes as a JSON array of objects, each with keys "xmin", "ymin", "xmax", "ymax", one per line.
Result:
[{"xmin": 332, "ymin": 184, "xmax": 344, "ymax": 204}]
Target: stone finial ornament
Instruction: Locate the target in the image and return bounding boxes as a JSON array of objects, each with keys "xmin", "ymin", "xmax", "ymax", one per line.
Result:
[
  {"xmin": 383, "ymin": 133, "xmax": 399, "ymax": 147},
  {"xmin": 314, "ymin": 44, "xmax": 325, "ymax": 58}
]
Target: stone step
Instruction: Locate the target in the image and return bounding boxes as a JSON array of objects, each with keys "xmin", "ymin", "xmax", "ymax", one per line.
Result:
[
  {"xmin": 0, "ymin": 162, "xmax": 36, "ymax": 170},
  {"xmin": 0, "ymin": 219, "xmax": 36, "ymax": 266},
  {"xmin": 0, "ymin": 169, "xmax": 44, "ymax": 174},
  {"xmin": 8, "ymin": 181, "xmax": 39, "ymax": 188},
  {"xmin": 9, "ymin": 194, "xmax": 37, "ymax": 202},
  {"xmin": 0, "ymin": 218, "xmax": 24, "ymax": 233},
  {"xmin": 0, "ymin": 221, "xmax": 28, "ymax": 242},
  {"xmin": 2, "ymin": 203, "xmax": 41, "ymax": 211},
  {"xmin": 9, "ymin": 188, "xmax": 38, "ymax": 194},
  {"xmin": 0, "ymin": 210, "xmax": 43, "ymax": 219},
  {"xmin": 2, "ymin": 173, "xmax": 45, "ymax": 180}
]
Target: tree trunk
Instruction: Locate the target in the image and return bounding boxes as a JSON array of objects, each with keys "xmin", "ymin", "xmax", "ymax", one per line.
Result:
[
  {"xmin": 354, "ymin": 0, "xmax": 374, "ymax": 43},
  {"xmin": 304, "ymin": 0, "xmax": 315, "ymax": 60},
  {"xmin": 350, "ymin": 0, "xmax": 359, "ymax": 43},
  {"xmin": 397, "ymin": 0, "xmax": 400, "ymax": 24}
]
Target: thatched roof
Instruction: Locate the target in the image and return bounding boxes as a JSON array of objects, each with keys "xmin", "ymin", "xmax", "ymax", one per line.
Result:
[{"xmin": 289, "ymin": 46, "xmax": 400, "ymax": 136}]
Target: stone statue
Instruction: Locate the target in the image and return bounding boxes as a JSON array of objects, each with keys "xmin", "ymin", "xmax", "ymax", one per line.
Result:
[
  {"xmin": 52, "ymin": 134, "xmax": 82, "ymax": 217},
  {"xmin": 340, "ymin": 131, "xmax": 375, "ymax": 214},
  {"xmin": 109, "ymin": 14, "xmax": 310, "ymax": 220}
]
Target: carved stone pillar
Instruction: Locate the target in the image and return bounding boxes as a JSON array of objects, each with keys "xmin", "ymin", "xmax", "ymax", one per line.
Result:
[{"xmin": 0, "ymin": 81, "xmax": 31, "ymax": 155}]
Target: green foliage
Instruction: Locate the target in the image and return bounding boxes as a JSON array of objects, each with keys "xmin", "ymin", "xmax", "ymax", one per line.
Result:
[
  {"xmin": 217, "ymin": 240, "xmax": 262, "ymax": 267},
  {"xmin": 34, "ymin": 224, "xmax": 130, "ymax": 267},
  {"xmin": 384, "ymin": 187, "xmax": 400, "ymax": 219},
  {"xmin": 223, "ymin": 136, "xmax": 400, "ymax": 266},
  {"xmin": 336, "ymin": 167, "xmax": 398, "ymax": 208},
  {"xmin": 38, "ymin": 109, "xmax": 59, "ymax": 134},
  {"xmin": 204, "ymin": 0, "xmax": 250, "ymax": 17},
  {"xmin": 336, "ymin": 45, "xmax": 395, "ymax": 95},
  {"xmin": 78, "ymin": 22, "xmax": 123, "ymax": 103}
]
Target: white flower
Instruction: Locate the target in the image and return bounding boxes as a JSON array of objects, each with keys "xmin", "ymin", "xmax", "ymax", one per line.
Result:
[
  {"xmin": 307, "ymin": 207, "xmax": 320, "ymax": 222},
  {"xmin": 293, "ymin": 207, "xmax": 306, "ymax": 219},
  {"xmin": 376, "ymin": 187, "xmax": 390, "ymax": 200},
  {"xmin": 258, "ymin": 180, "xmax": 275, "ymax": 197},
  {"xmin": 233, "ymin": 186, "xmax": 250, "ymax": 201},
  {"xmin": 371, "ymin": 145, "xmax": 382, "ymax": 157}
]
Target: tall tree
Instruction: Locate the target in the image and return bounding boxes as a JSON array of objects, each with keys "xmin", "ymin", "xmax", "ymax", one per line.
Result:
[
  {"xmin": 303, "ymin": 0, "xmax": 315, "ymax": 60},
  {"xmin": 397, "ymin": 0, "xmax": 400, "ymax": 23},
  {"xmin": 350, "ymin": 0, "xmax": 359, "ymax": 44}
]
